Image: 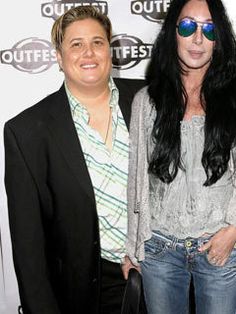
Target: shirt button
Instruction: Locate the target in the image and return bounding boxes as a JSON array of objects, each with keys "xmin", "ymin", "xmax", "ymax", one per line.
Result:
[
  {"xmin": 94, "ymin": 241, "xmax": 98, "ymax": 246},
  {"xmin": 92, "ymin": 278, "xmax": 97, "ymax": 283}
]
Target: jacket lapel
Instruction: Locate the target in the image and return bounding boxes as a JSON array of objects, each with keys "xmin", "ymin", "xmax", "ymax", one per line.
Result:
[
  {"xmin": 46, "ymin": 85, "xmax": 95, "ymax": 202},
  {"xmin": 114, "ymin": 78, "xmax": 131, "ymax": 130}
]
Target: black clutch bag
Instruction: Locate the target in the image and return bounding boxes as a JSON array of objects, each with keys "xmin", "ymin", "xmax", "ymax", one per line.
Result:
[{"xmin": 121, "ymin": 268, "xmax": 147, "ymax": 314}]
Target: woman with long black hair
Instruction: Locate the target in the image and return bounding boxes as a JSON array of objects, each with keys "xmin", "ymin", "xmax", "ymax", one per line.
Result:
[{"xmin": 125, "ymin": 0, "xmax": 236, "ymax": 313}]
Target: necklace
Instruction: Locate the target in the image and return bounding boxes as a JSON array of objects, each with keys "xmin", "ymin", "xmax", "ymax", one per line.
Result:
[{"xmin": 104, "ymin": 107, "xmax": 112, "ymax": 144}]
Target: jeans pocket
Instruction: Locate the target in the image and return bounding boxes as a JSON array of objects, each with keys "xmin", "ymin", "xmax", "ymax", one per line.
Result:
[
  {"xmin": 224, "ymin": 248, "xmax": 236, "ymax": 268},
  {"xmin": 144, "ymin": 236, "xmax": 167, "ymax": 259}
]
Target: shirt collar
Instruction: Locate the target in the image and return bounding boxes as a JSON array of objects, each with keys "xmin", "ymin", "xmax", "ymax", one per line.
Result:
[{"xmin": 65, "ymin": 77, "xmax": 119, "ymax": 121}]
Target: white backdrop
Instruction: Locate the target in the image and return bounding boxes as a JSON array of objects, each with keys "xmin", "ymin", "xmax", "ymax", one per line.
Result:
[{"xmin": 0, "ymin": 1, "xmax": 236, "ymax": 313}]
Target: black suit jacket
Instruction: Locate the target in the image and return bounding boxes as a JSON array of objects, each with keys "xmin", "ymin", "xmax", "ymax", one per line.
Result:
[{"xmin": 4, "ymin": 78, "xmax": 145, "ymax": 314}]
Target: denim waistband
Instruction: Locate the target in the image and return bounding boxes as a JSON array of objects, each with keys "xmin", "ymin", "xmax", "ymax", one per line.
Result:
[{"xmin": 152, "ymin": 230, "xmax": 211, "ymax": 250}]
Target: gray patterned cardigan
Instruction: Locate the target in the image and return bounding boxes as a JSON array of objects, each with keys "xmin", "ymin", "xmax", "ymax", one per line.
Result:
[{"xmin": 126, "ymin": 87, "xmax": 153, "ymax": 265}]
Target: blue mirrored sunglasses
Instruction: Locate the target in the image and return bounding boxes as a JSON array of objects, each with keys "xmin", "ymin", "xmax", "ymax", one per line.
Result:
[{"xmin": 176, "ymin": 18, "xmax": 215, "ymax": 41}]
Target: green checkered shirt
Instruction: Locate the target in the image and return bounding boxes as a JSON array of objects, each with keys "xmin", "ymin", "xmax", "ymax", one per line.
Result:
[{"xmin": 66, "ymin": 77, "xmax": 128, "ymax": 263}]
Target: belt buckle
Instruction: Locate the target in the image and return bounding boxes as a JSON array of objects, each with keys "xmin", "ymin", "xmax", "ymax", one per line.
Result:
[{"xmin": 185, "ymin": 239, "xmax": 192, "ymax": 248}]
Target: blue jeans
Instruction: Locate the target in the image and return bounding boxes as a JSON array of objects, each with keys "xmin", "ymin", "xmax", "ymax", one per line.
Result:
[{"xmin": 141, "ymin": 231, "xmax": 236, "ymax": 314}]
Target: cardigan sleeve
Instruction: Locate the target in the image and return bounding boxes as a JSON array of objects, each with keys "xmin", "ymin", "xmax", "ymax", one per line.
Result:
[
  {"xmin": 225, "ymin": 147, "xmax": 236, "ymax": 227},
  {"xmin": 4, "ymin": 123, "xmax": 60, "ymax": 314},
  {"xmin": 126, "ymin": 87, "xmax": 152, "ymax": 265}
]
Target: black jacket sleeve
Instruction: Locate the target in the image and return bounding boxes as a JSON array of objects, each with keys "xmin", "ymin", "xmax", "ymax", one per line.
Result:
[{"xmin": 4, "ymin": 123, "xmax": 60, "ymax": 314}]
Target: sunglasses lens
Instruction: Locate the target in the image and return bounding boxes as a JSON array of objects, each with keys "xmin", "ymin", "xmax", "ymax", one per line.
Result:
[
  {"xmin": 178, "ymin": 20, "xmax": 197, "ymax": 37},
  {"xmin": 203, "ymin": 23, "xmax": 215, "ymax": 41}
]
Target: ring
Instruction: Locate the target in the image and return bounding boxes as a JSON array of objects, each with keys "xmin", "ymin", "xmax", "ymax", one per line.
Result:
[{"xmin": 211, "ymin": 257, "xmax": 217, "ymax": 264}]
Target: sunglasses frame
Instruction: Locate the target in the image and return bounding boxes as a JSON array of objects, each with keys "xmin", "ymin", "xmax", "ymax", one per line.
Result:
[{"xmin": 176, "ymin": 18, "xmax": 215, "ymax": 41}]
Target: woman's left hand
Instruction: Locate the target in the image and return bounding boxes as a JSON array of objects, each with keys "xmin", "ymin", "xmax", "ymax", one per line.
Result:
[
  {"xmin": 121, "ymin": 255, "xmax": 141, "ymax": 280},
  {"xmin": 198, "ymin": 225, "xmax": 236, "ymax": 266}
]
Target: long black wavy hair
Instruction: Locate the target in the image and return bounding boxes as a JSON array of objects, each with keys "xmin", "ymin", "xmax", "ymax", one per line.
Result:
[{"xmin": 147, "ymin": 0, "xmax": 236, "ymax": 186}]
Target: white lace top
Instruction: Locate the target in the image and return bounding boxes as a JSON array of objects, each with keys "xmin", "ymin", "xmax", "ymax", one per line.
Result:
[{"xmin": 149, "ymin": 115, "xmax": 236, "ymax": 238}]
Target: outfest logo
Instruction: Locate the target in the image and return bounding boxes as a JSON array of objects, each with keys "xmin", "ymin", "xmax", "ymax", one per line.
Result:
[
  {"xmin": 111, "ymin": 34, "xmax": 153, "ymax": 70},
  {"xmin": 131, "ymin": 0, "xmax": 172, "ymax": 23},
  {"xmin": 41, "ymin": 0, "xmax": 108, "ymax": 20},
  {"xmin": 0, "ymin": 35, "xmax": 153, "ymax": 73},
  {"xmin": 0, "ymin": 38, "xmax": 57, "ymax": 74}
]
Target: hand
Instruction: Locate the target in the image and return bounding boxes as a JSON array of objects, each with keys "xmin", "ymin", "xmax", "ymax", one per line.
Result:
[
  {"xmin": 198, "ymin": 225, "xmax": 236, "ymax": 266},
  {"xmin": 121, "ymin": 255, "xmax": 141, "ymax": 280}
]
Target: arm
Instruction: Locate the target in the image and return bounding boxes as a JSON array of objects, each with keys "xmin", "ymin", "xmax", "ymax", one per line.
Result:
[
  {"xmin": 4, "ymin": 123, "xmax": 60, "ymax": 314},
  {"xmin": 122, "ymin": 92, "xmax": 143, "ymax": 279},
  {"xmin": 126, "ymin": 88, "xmax": 150, "ymax": 264}
]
